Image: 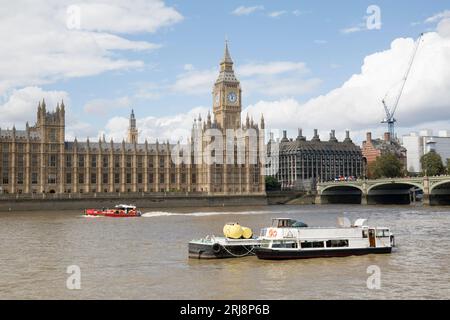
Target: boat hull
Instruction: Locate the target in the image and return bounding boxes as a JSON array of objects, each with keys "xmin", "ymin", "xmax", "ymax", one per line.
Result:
[
  {"xmin": 188, "ymin": 242, "xmax": 258, "ymax": 259},
  {"xmin": 85, "ymin": 209, "xmax": 141, "ymax": 218},
  {"xmin": 86, "ymin": 213, "xmax": 141, "ymax": 218},
  {"xmin": 255, "ymin": 247, "xmax": 392, "ymax": 260}
]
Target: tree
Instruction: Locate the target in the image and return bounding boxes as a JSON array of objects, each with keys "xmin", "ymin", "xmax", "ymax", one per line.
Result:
[
  {"xmin": 447, "ymin": 159, "xmax": 450, "ymax": 175},
  {"xmin": 265, "ymin": 176, "xmax": 281, "ymax": 191},
  {"xmin": 421, "ymin": 151, "xmax": 445, "ymax": 176},
  {"xmin": 369, "ymin": 153, "xmax": 404, "ymax": 179}
]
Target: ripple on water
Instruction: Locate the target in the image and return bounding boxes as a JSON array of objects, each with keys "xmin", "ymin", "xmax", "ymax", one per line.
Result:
[{"xmin": 0, "ymin": 205, "xmax": 449, "ymax": 299}]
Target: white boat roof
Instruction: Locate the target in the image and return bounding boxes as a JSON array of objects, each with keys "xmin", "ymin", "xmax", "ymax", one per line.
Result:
[
  {"xmin": 353, "ymin": 218, "xmax": 367, "ymax": 227},
  {"xmin": 115, "ymin": 204, "xmax": 136, "ymax": 209}
]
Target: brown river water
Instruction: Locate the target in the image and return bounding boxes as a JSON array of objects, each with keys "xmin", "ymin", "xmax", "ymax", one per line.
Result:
[{"xmin": 0, "ymin": 205, "xmax": 449, "ymax": 299}]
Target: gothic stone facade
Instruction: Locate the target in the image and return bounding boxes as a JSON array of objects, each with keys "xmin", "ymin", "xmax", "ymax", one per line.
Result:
[
  {"xmin": 0, "ymin": 43, "xmax": 265, "ymax": 196},
  {"xmin": 272, "ymin": 129, "xmax": 364, "ymax": 190}
]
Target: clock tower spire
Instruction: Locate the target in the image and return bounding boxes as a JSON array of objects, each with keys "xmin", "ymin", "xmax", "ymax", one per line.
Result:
[
  {"xmin": 213, "ymin": 40, "xmax": 242, "ymax": 130},
  {"xmin": 127, "ymin": 109, "xmax": 138, "ymax": 144}
]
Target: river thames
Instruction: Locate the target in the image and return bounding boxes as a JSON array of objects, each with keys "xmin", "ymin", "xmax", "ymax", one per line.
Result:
[{"xmin": 0, "ymin": 205, "xmax": 449, "ymax": 299}]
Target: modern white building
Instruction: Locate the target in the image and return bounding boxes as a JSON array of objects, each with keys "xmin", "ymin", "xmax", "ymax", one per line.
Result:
[{"xmin": 402, "ymin": 130, "xmax": 450, "ymax": 173}]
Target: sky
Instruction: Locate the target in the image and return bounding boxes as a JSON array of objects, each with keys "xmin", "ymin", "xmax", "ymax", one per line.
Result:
[{"xmin": 0, "ymin": 0, "xmax": 449, "ymax": 145}]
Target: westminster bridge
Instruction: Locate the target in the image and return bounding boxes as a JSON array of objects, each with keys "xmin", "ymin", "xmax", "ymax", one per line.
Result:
[{"xmin": 316, "ymin": 176, "xmax": 450, "ymax": 206}]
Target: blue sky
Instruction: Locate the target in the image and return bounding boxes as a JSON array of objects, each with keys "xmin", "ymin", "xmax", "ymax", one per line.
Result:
[
  {"xmin": 48, "ymin": 0, "xmax": 443, "ymax": 114},
  {"xmin": 1, "ymin": 1, "xmax": 449, "ymax": 143}
]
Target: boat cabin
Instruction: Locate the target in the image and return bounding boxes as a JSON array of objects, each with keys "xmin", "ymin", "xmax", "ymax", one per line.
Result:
[
  {"xmin": 271, "ymin": 218, "xmax": 308, "ymax": 228},
  {"xmin": 114, "ymin": 204, "xmax": 136, "ymax": 214},
  {"xmin": 260, "ymin": 217, "xmax": 394, "ymax": 251}
]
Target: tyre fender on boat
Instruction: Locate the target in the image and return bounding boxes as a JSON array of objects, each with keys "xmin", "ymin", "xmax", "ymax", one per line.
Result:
[
  {"xmin": 390, "ymin": 235, "xmax": 395, "ymax": 247},
  {"xmin": 212, "ymin": 243, "xmax": 222, "ymax": 254}
]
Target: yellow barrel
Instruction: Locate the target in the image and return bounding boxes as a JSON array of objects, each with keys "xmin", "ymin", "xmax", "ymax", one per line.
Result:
[
  {"xmin": 223, "ymin": 223, "xmax": 243, "ymax": 239},
  {"xmin": 241, "ymin": 227, "xmax": 253, "ymax": 239}
]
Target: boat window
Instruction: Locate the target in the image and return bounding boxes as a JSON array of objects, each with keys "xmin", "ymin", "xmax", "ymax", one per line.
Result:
[
  {"xmin": 273, "ymin": 219, "xmax": 293, "ymax": 228},
  {"xmin": 260, "ymin": 240, "xmax": 271, "ymax": 248},
  {"xmin": 300, "ymin": 241, "xmax": 324, "ymax": 249},
  {"xmin": 326, "ymin": 240, "xmax": 349, "ymax": 248},
  {"xmin": 260, "ymin": 228, "xmax": 267, "ymax": 237},
  {"xmin": 362, "ymin": 229, "xmax": 368, "ymax": 238},
  {"xmin": 272, "ymin": 240, "xmax": 298, "ymax": 249},
  {"xmin": 376, "ymin": 229, "xmax": 389, "ymax": 237}
]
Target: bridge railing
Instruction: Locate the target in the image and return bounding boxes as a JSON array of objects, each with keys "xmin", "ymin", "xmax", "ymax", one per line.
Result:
[{"xmin": 318, "ymin": 175, "xmax": 450, "ymax": 186}]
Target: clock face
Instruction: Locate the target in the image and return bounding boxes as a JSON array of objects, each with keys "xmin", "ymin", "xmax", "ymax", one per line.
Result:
[
  {"xmin": 227, "ymin": 92, "xmax": 237, "ymax": 103},
  {"xmin": 215, "ymin": 93, "xmax": 220, "ymax": 104}
]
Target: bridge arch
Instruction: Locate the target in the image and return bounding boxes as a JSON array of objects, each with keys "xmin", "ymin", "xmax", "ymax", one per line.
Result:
[
  {"xmin": 429, "ymin": 179, "xmax": 450, "ymax": 192},
  {"xmin": 367, "ymin": 181, "xmax": 423, "ymax": 205},
  {"xmin": 319, "ymin": 185, "xmax": 363, "ymax": 204},
  {"xmin": 321, "ymin": 184, "xmax": 364, "ymax": 193},
  {"xmin": 367, "ymin": 181, "xmax": 424, "ymax": 193},
  {"xmin": 429, "ymin": 179, "xmax": 450, "ymax": 205}
]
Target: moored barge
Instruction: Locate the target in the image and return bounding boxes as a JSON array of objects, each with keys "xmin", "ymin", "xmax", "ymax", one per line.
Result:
[
  {"xmin": 189, "ymin": 236, "xmax": 261, "ymax": 259},
  {"xmin": 189, "ymin": 222, "xmax": 260, "ymax": 259}
]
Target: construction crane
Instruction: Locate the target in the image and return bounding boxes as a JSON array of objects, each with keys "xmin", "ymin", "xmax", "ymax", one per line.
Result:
[{"xmin": 381, "ymin": 33, "xmax": 424, "ymax": 139}]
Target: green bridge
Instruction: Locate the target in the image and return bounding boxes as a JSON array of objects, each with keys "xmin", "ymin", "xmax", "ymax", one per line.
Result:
[{"xmin": 316, "ymin": 176, "xmax": 450, "ymax": 206}]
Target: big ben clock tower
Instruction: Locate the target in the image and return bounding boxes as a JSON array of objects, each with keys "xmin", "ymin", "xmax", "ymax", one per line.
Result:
[{"xmin": 213, "ymin": 41, "xmax": 242, "ymax": 130}]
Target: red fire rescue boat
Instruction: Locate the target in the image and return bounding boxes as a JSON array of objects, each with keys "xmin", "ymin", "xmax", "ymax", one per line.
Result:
[{"xmin": 84, "ymin": 204, "xmax": 142, "ymax": 217}]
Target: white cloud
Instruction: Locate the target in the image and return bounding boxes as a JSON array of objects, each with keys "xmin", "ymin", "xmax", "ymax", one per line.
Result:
[
  {"xmin": 72, "ymin": 0, "xmax": 183, "ymax": 34},
  {"xmin": 83, "ymin": 96, "xmax": 132, "ymax": 116},
  {"xmin": 244, "ymin": 77, "xmax": 321, "ymax": 97},
  {"xmin": 314, "ymin": 40, "xmax": 328, "ymax": 45},
  {"xmin": 239, "ymin": 61, "xmax": 308, "ymax": 77},
  {"xmin": 171, "ymin": 68, "xmax": 218, "ymax": 95},
  {"xmin": 341, "ymin": 12, "xmax": 373, "ymax": 34},
  {"xmin": 340, "ymin": 25, "xmax": 365, "ymax": 34},
  {"xmin": 232, "ymin": 6, "xmax": 264, "ymax": 16},
  {"xmin": 291, "ymin": 9, "xmax": 313, "ymax": 17},
  {"xmin": 268, "ymin": 11, "xmax": 287, "ymax": 18},
  {"xmin": 241, "ymin": 61, "xmax": 320, "ymax": 97},
  {"xmin": 167, "ymin": 61, "xmax": 320, "ymax": 98},
  {"xmin": 65, "ymin": 119, "xmax": 98, "ymax": 141},
  {"xmin": 0, "ymin": 87, "xmax": 69, "ymax": 129},
  {"xmin": 0, "ymin": 86, "xmax": 98, "ymax": 140},
  {"xmin": 0, "ymin": 0, "xmax": 182, "ymax": 95},
  {"xmin": 91, "ymin": 33, "xmax": 162, "ymax": 51},
  {"xmin": 96, "ymin": 25, "xmax": 450, "ymax": 145},
  {"xmin": 133, "ymin": 82, "xmax": 164, "ymax": 100},
  {"xmin": 425, "ymin": 10, "xmax": 450, "ymax": 24},
  {"xmin": 183, "ymin": 64, "xmax": 195, "ymax": 71},
  {"xmin": 437, "ymin": 18, "xmax": 450, "ymax": 38},
  {"xmin": 244, "ymin": 30, "xmax": 450, "ymax": 143},
  {"xmin": 103, "ymin": 106, "xmax": 209, "ymax": 143}
]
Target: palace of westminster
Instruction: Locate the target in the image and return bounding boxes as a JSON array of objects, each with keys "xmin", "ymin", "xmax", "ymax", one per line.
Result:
[
  {"xmin": 0, "ymin": 43, "xmax": 266, "ymax": 196},
  {"xmin": 0, "ymin": 42, "xmax": 364, "ymax": 196}
]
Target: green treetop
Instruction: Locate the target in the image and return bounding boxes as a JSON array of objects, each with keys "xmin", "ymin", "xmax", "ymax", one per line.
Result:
[
  {"xmin": 369, "ymin": 153, "xmax": 404, "ymax": 179},
  {"xmin": 265, "ymin": 176, "xmax": 281, "ymax": 191},
  {"xmin": 421, "ymin": 151, "xmax": 445, "ymax": 176}
]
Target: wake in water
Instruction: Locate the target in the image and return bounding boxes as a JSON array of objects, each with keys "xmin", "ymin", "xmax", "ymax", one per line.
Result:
[
  {"xmin": 141, "ymin": 210, "xmax": 272, "ymax": 218},
  {"xmin": 81, "ymin": 215, "xmax": 105, "ymax": 218}
]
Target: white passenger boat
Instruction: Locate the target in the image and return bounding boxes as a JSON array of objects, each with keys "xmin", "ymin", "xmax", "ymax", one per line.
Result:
[{"xmin": 254, "ymin": 218, "xmax": 395, "ymax": 260}]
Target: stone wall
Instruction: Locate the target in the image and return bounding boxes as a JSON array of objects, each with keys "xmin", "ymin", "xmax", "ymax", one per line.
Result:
[{"xmin": 0, "ymin": 194, "xmax": 268, "ymax": 212}]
